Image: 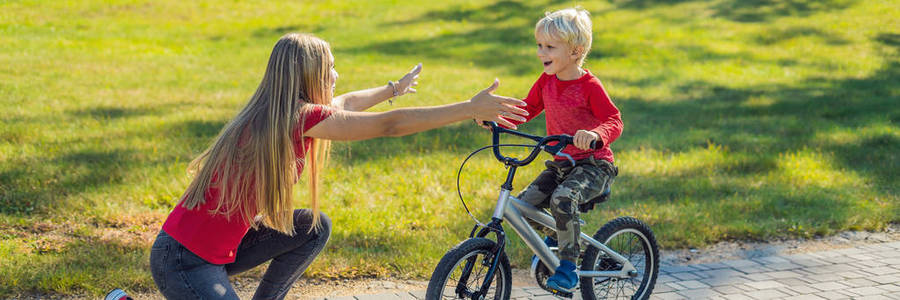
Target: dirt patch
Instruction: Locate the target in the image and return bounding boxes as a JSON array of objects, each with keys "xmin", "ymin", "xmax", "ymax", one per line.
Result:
[{"xmin": 17, "ymin": 224, "xmax": 900, "ymax": 299}]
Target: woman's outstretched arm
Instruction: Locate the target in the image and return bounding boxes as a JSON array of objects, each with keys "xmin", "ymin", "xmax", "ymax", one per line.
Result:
[
  {"xmin": 332, "ymin": 64, "xmax": 421, "ymax": 112},
  {"xmin": 306, "ymin": 79, "xmax": 527, "ymax": 141}
]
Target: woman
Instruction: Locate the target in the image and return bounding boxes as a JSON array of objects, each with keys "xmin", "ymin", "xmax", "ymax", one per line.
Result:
[{"xmin": 143, "ymin": 33, "xmax": 527, "ymax": 299}]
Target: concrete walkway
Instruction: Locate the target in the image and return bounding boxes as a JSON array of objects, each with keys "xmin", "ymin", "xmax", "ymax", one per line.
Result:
[{"xmin": 325, "ymin": 241, "xmax": 900, "ymax": 300}]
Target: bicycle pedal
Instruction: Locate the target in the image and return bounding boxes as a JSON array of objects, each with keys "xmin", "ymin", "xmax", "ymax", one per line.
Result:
[{"xmin": 548, "ymin": 287, "xmax": 573, "ymax": 298}]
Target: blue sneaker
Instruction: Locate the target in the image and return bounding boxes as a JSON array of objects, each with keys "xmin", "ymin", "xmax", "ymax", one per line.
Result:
[
  {"xmin": 530, "ymin": 236, "xmax": 558, "ymax": 261},
  {"xmin": 543, "ymin": 236, "xmax": 558, "ymax": 248},
  {"xmin": 546, "ymin": 260, "xmax": 578, "ymax": 293}
]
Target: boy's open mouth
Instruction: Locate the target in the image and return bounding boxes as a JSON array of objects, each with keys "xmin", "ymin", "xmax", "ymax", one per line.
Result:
[{"xmin": 543, "ymin": 61, "xmax": 552, "ymax": 67}]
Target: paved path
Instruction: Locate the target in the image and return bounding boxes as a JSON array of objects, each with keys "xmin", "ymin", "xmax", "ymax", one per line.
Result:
[{"xmin": 324, "ymin": 241, "xmax": 900, "ymax": 300}]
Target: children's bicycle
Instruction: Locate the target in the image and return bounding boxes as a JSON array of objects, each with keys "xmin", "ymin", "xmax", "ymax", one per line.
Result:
[{"xmin": 426, "ymin": 122, "xmax": 659, "ymax": 300}]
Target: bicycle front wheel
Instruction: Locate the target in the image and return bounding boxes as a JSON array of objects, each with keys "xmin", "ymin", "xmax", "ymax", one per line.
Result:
[
  {"xmin": 426, "ymin": 238, "xmax": 512, "ymax": 300},
  {"xmin": 580, "ymin": 216, "xmax": 659, "ymax": 300}
]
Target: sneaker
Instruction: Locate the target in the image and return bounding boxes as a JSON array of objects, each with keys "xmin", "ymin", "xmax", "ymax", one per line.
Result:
[
  {"xmin": 543, "ymin": 236, "xmax": 558, "ymax": 248},
  {"xmin": 546, "ymin": 259, "xmax": 578, "ymax": 293},
  {"xmin": 104, "ymin": 289, "xmax": 132, "ymax": 300},
  {"xmin": 530, "ymin": 236, "xmax": 558, "ymax": 262}
]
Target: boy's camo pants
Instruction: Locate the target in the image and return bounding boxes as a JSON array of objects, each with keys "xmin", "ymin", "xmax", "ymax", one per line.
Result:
[{"xmin": 517, "ymin": 157, "xmax": 617, "ymax": 263}]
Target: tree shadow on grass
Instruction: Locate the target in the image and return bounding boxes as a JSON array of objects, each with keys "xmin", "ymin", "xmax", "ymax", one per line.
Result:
[
  {"xmin": 338, "ymin": 25, "xmax": 540, "ymax": 76},
  {"xmin": 384, "ymin": 0, "xmax": 573, "ymax": 27},
  {"xmin": 711, "ymin": 0, "xmax": 857, "ymax": 22},
  {"xmin": 343, "ymin": 0, "xmax": 854, "ymax": 76},
  {"xmin": 752, "ymin": 26, "xmax": 850, "ymax": 46},
  {"xmin": 0, "ymin": 148, "xmax": 138, "ymax": 215},
  {"xmin": 172, "ymin": 119, "xmax": 227, "ymax": 140},
  {"xmin": 611, "ymin": 0, "xmax": 857, "ymax": 23},
  {"xmin": 826, "ymin": 134, "xmax": 900, "ymax": 193},
  {"xmin": 0, "ymin": 116, "xmax": 229, "ymax": 216},
  {"xmin": 618, "ymin": 30, "xmax": 898, "ymax": 153},
  {"xmin": 70, "ymin": 106, "xmax": 162, "ymax": 121},
  {"xmin": 251, "ymin": 24, "xmax": 325, "ymax": 39},
  {"xmin": 601, "ymin": 32, "xmax": 900, "ymax": 243},
  {"xmin": 602, "ymin": 171, "xmax": 864, "ymax": 247},
  {"xmin": 386, "ymin": 0, "xmax": 531, "ymax": 26},
  {"xmin": 342, "ymin": 1, "xmax": 626, "ymax": 76},
  {"xmin": 610, "ymin": 0, "xmax": 693, "ymax": 9}
]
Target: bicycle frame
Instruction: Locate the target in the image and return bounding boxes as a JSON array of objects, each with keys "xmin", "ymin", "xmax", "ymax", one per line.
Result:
[
  {"xmin": 459, "ymin": 122, "xmax": 638, "ymax": 298},
  {"xmin": 489, "ymin": 181, "xmax": 638, "ymax": 279},
  {"xmin": 507, "ymin": 194, "xmax": 637, "ymax": 279}
]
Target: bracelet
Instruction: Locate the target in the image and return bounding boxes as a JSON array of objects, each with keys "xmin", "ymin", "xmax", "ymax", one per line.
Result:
[{"xmin": 387, "ymin": 81, "xmax": 398, "ymax": 105}]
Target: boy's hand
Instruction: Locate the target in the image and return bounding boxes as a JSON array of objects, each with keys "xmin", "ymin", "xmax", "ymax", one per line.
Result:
[{"xmin": 574, "ymin": 130, "xmax": 600, "ymax": 150}]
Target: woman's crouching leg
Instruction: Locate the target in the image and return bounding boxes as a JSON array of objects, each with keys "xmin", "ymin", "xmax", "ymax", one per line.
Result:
[{"xmin": 244, "ymin": 210, "xmax": 331, "ymax": 300}]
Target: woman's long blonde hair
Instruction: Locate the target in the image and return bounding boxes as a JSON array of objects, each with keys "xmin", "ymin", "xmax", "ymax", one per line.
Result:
[{"xmin": 180, "ymin": 33, "xmax": 332, "ymax": 235}]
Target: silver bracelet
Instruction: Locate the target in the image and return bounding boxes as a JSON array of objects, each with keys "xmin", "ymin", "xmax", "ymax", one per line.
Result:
[{"xmin": 387, "ymin": 81, "xmax": 398, "ymax": 105}]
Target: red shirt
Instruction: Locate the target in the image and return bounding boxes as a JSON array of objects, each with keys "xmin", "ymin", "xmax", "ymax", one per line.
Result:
[
  {"xmin": 162, "ymin": 105, "xmax": 333, "ymax": 264},
  {"xmin": 514, "ymin": 70, "xmax": 623, "ymax": 163}
]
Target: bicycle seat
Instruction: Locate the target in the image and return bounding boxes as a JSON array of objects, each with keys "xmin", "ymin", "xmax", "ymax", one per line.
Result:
[{"xmin": 578, "ymin": 186, "xmax": 611, "ymax": 213}]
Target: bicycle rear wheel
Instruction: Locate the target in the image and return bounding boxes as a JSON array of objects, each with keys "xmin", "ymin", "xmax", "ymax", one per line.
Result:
[
  {"xmin": 580, "ymin": 217, "xmax": 659, "ymax": 300},
  {"xmin": 426, "ymin": 238, "xmax": 512, "ymax": 300}
]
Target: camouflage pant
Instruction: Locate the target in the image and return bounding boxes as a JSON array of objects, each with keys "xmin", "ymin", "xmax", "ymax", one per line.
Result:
[{"xmin": 517, "ymin": 157, "xmax": 617, "ymax": 262}]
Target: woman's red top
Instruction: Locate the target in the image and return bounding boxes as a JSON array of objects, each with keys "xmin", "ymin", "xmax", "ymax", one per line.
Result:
[{"xmin": 161, "ymin": 105, "xmax": 332, "ymax": 264}]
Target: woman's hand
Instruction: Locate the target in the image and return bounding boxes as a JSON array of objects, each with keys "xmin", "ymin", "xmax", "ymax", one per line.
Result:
[
  {"xmin": 332, "ymin": 63, "xmax": 423, "ymax": 111},
  {"xmin": 395, "ymin": 63, "xmax": 421, "ymax": 96},
  {"xmin": 468, "ymin": 79, "xmax": 528, "ymax": 129}
]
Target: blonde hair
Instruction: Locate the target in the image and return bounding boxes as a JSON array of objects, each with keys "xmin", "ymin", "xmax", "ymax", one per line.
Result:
[
  {"xmin": 535, "ymin": 7, "xmax": 593, "ymax": 67},
  {"xmin": 180, "ymin": 33, "xmax": 332, "ymax": 235}
]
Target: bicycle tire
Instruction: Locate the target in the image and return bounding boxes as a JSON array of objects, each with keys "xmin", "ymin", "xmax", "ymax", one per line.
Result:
[
  {"xmin": 580, "ymin": 217, "xmax": 659, "ymax": 300},
  {"xmin": 426, "ymin": 238, "xmax": 512, "ymax": 300}
]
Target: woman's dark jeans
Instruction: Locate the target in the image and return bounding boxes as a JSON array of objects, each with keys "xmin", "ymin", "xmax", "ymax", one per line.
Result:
[{"xmin": 150, "ymin": 209, "xmax": 331, "ymax": 299}]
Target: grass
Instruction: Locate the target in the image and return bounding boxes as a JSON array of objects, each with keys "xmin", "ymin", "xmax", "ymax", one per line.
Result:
[{"xmin": 1, "ymin": 0, "xmax": 898, "ymax": 296}]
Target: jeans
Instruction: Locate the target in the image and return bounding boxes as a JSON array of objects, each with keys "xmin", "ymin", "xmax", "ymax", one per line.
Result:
[{"xmin": 150, "ymin": 209, "xmax": 331, "ymax": 299}]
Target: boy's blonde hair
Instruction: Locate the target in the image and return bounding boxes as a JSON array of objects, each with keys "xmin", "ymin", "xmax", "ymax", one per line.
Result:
[{"xmin": 535, "ymin": 7, "xmax": 593, "ymax": 67}]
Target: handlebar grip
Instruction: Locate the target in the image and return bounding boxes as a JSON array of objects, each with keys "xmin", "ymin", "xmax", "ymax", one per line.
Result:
[{"xmin": 550, "ymin": 136, "xmax": 600, "ymax": 150}]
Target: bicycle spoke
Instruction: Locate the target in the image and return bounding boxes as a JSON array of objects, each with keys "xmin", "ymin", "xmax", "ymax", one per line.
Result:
[
  {"xmin": 591, "ymin": 230, "xmax": 651, "ymax": 299},
  {"xmin": 436, "ymin": 249, "xmax": 505, "ymax": 300},
  {"xmin": 578, "ymin": 218, "xmax": 658, "ymax": 300}
]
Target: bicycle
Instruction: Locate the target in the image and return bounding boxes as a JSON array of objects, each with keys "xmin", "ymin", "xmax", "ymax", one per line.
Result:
[{"xmin": 426, "ymin": 122, "xmax": 659, "ymax": 300}]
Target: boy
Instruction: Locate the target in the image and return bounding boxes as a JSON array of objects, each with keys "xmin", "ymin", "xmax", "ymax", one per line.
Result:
[{"xmin": 480, "ymin": 7, "xmax": 622, "ymax": 294}]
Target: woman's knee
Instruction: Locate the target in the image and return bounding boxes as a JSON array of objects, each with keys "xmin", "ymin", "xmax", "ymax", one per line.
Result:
[
  {"xmin": 291, "ymin": 209, "xmax": 331, "ymax": 245},
  {"xmin": 314, "ymin": 211, "xmax": 331, "ymax": 240}
]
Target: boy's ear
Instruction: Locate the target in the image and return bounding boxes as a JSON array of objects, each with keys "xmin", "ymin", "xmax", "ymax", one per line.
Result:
[{"xmin": 571, "ymin": 46, "xmax": 584, "ymax": 58}]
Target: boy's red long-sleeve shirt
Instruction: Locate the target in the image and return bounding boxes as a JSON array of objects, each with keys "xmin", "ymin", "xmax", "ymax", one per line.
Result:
[{"xmin": 513, "ymin": 70, "xmax": 622, "ymax": 163}]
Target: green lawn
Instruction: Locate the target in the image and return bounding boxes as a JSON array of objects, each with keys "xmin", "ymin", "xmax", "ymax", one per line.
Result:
[{"xmin": 1, "ymin": 0, "xmax": 898, "ymax": 296}]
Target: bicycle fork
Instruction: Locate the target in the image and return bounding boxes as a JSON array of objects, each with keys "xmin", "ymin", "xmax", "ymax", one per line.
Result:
[
  {"xmin": 461, "ymin": 215, "xmax": 506, "ymax": 300},
  {"xmin": 457, "ymin": 166, "xmax": 519, "ymax": 299}
]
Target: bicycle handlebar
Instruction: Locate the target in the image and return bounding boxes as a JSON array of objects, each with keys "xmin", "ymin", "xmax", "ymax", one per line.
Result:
[{"xmin": 483, "ymin": 121, "xmax": 599, "ymax": 167}]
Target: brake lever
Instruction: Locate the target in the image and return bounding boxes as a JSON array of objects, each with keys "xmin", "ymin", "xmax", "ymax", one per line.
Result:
[{"xmin": 556, "ymin": 151, "xmax": 576, "ymax": 166}]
